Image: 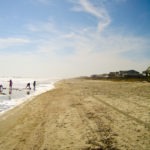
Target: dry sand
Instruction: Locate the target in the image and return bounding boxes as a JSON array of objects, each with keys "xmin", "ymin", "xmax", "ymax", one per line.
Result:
[{"xmin": 0, "ymin": 78, "xmax": 149, "ymax": 150}]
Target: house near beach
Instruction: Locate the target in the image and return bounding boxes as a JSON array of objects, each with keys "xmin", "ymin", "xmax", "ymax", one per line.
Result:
[
  {"xmin": 108, "ymin": 70, "xmax": 141, "ymax": 78},
  {"xmin": 91, "ymin": 69, "xmax": 144, "ymax": 79},
  {"xmin": 118, "ymin": 70, "xmax": 140, "ymax": 77}
]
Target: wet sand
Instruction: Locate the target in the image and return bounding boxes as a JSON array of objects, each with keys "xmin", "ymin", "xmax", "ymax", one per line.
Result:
[{"xmin": 0, "ymin": 78, "xmax": 149, "ymax": 150}]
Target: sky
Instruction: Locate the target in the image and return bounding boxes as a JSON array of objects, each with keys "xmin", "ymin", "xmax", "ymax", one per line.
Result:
[{"xmin": 0, "ymin": 0, "xmax": 150, "ymax": 78}]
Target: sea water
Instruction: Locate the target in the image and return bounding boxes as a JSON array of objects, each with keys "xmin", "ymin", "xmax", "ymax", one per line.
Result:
[{"xmin": 0, "ymin": 77, "xmax": 58, "ymax": 115}]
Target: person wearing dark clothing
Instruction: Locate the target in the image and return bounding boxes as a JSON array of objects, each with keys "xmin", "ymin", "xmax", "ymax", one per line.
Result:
[
  {"xmin": 26, "ymin": 83, "xmax": 31, "ymax": 89},
  {"xmin": 26, "ymin": 83, "xmax": 31, "ymax": 95},
  {"xmin": 9, "ymin": 80, "xmax": 13, "ymax": 96},
  {"xmin": 9, "ymin": 80, "xmax": 13, "ymax": 90},
  {"xmin": 0, "ymin": 84, "xmax": 3, "ymax": 93},
  {"xmin": 33, "ymin": 81, "xmax": 36, "ymax": 91}
]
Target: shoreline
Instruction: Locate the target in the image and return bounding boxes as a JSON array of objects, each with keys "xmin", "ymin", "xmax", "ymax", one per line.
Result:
[
  {"xmin": 0, "ymin": 80, "xmax": 56, "ymax": 116},
  {"xmin": 0, "ymin": 78, "xmax": 149, "ymax": 150}
]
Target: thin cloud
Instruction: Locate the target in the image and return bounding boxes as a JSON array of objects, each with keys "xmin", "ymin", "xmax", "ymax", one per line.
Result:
[
  {"xmin": 26, "ymin": 21, "xmax": 58, "ymax": 34},
  {"xmin": 0, "ymin": 38, "xmax": 30, "ymax": 49},
  {"xmin": 70, "ymin": 0, "xmax": 111, "ymax": 32},
  {"xmin": 36, "ymin": 25, "xmax": 150, "ymax": 61}
]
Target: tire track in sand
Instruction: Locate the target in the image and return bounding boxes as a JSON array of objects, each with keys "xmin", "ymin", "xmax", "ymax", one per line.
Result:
[{"xmin": 93, "ymin": 95, "xmax": 150, "ymax": 130}]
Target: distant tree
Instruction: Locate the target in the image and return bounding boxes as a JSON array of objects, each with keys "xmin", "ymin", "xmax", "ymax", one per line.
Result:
[{"xmin": 143, "ymin": 66, "xmax": 150, "ymax": 81}]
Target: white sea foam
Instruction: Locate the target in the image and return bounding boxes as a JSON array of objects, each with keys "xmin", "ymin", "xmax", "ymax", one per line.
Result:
[{"xmin": 0, "ymin": 77, "xmax": 59, "ymax": 115}]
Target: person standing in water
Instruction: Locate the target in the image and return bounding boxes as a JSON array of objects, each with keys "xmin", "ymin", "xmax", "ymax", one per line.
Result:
[
  {"xmin": 9, "ymin": 80, "xmax": 13, "ymax": 90},
  {"xmin": 33, "ymin": 81, "xmax": 36, "ymax": 91},
  {"xmin": 9, "ymin": 80, "xmax": 13, "ymax": 94},
  {"xmin": 9, "ymin": 79, "xmax": 13, "ymax": 98},
  {"xmin": 0, "ymin": 84, "xmax": 3, "ymax": 93}
]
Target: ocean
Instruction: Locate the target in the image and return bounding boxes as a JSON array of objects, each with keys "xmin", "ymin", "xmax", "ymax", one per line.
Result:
[{"xmin": 0, "ymin": 77, "xmax": 58, "ymax": 115}]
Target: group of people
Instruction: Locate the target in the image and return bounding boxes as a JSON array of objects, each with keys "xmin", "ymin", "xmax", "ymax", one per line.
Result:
[
  {"xmin": 26, "ymin": 81, "xmax": 36, "ymax": 95},
  {"xmin": 0, "ymin": 80, "xmax": 36, "ymax": 95},
  {"xmin": 26, "ymin": 81, "xmax": 36, "ymax": 91}
]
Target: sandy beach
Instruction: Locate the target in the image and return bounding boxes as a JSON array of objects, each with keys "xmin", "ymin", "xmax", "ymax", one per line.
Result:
[{"xmin": 0, "ymin": 78, "xmax": 149, "ymax": 150}]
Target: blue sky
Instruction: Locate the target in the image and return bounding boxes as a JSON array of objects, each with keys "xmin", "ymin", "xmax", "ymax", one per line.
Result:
[{"xmin": 0, "ymin": 0, "xmax": 150, "ymax": 78}]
